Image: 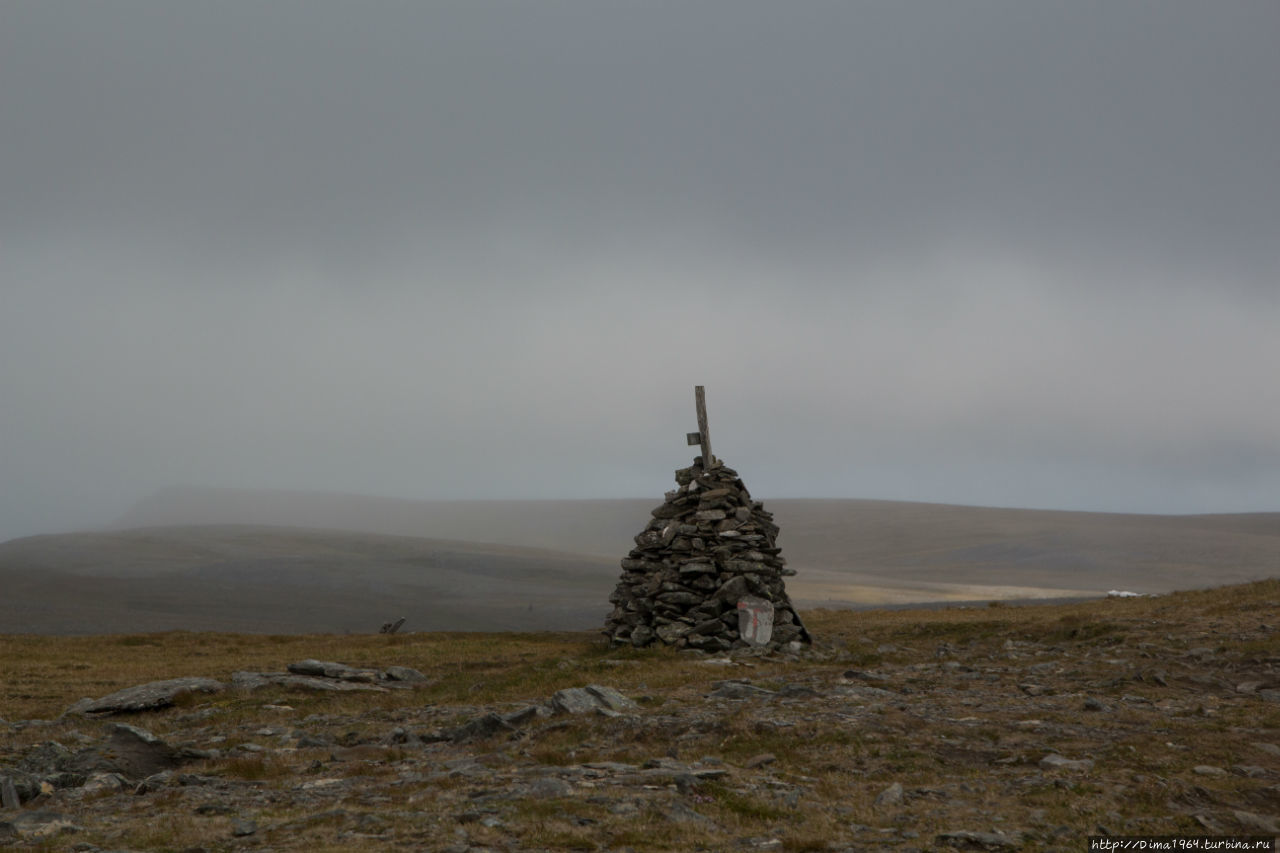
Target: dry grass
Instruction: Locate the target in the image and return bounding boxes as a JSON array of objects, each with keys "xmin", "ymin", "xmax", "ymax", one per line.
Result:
[
  {"xmin": 4, "ymin": 578, "xmax": 1277, "ymax": 721},
  {"xmin": 4, "ymin": 580, "xmax": 1280, "ymax": 850}
]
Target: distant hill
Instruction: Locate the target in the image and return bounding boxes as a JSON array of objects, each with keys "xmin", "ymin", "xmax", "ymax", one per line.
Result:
[
  {"xmin": 115, "ymin": 486, "xmax": 647, "ymax": 557},
  {"xmin": 115, "ymin": 486, "xmax": 1280, "ymax": 599},
  {"xmin": 5, "ymin": 487, "xmax": 1280, "ymax": 634},
  {"xmin": 0, "ymin": 525, "xmax": 615, "ymax": 635}
]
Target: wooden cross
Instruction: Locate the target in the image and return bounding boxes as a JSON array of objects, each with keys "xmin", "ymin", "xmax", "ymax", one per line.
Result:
[{"xmin": 686, "ymin": 385, "xmax": 715, "ymax": 467}]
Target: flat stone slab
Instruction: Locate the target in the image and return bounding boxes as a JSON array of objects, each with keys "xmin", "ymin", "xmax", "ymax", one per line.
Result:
[
  {"xmin": 0, "ymin": 810, "xmax": 83, "ymax": 840},
  {"xmin": 383, "ymin": 665, "xmax": 430, "ymax": 683},
  {"xmin": 1038, "ymin": 753, "xmax": 1094, "ymax": 772},
  {"xmin": 549, "ymin": 685, "xmax": 638, "ymax": 715},
  {"xmin": 231, "ymin": 672, "xmax": 388, "ymax": 693},
  {"xmin": 287, "ymin": 660, "xmax": 379, "ymax": 682},
  {"xmin": 708, "ymin": 680, "xmax": 777, "ymax": 700},
  {"xmin": 65, "ymin": 677, "xmax": 225, "ymax": 716},
  {"xmin": 935, "ymin": 830, "xmax": 1021, "ymax": 849}
]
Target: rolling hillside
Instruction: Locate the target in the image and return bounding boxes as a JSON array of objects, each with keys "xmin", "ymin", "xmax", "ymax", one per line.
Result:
[
  {"xmin": 0, "ymin": 525, "xmax": 615, "ymax": 635},
  {"xmin": 4, "ymin": 487, "xmax": 1280, "ymax": 634}
]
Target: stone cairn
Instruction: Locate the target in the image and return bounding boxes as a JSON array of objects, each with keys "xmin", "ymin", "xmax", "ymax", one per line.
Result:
[{"xmin": 605, "ymin": 387, "xmax": 810, "ymax": 652}]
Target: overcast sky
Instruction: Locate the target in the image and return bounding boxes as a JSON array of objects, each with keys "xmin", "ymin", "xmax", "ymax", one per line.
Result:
[{"xmin": 3, "ymin": 1, "xmax": 1279, "ymax": 541}]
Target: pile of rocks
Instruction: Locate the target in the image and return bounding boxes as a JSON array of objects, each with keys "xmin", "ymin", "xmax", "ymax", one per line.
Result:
[{"xmin": 605, "ymin": 457, "xmax": 810, "ymax": 652}]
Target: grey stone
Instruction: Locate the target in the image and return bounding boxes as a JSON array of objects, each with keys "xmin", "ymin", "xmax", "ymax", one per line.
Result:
[
  {"xmin": 713, "ymin": 576, "xmax": 749, "ymax": 603},
  {"xmin": 874, "ymin": 781, "xmax": 904, "ymax": 808},
  {"xmin": 550, "ymin": 688, "xmax": 600, "ymax": 715},
  {"xmin": 935, "ymin": 829, "xmax": 1020, "ymax": 849},
  {"xmin": 63, "ymin": 724, "xmax": 190, "ymax": 780},
  {"xmin": 836, "ymin": 685, "xmax": 898, "ymax": 700},
  {"xmin": 447, "ymin": 713, "xmax": 515, "ymax": 743},
  {"xmin": 502, "ymin": 705, "xmax": 543, "ymax": 726},
  {"xmin": 0, "ymin": 776, "xmax": 18, "ymax": 810},
  {"xmin": 665, "ymin": 800, "xmax": 715, "ymax": 826},
  {"xmin": 65, "ymin": 677, "xmax": 225, "ymax": 716},
  {"xmin": 655, "ymin": 622, "xmax": 692, "ymax": 644},
  {"xmin": 230, "ymin": 671, "xmax": 387, "ymax": 693},
  {"xmin": 689, "ymin": 618, "xmax": 726, "ymax": 636},
  {"xmin": 550, "ymin": 685, "xmax": 637, "ymax": 715},
  {"xmin": 708, "ymin": 681, "xmax": 776, "ymax": 700},
  {"xmin": 287, "ymin": 660, "xmax": 378, "ymax": 682},
  {"xmin": 1232, "ymin": 765, "xmax": 1271, "ymax": 777},
  {"xmin": 583, "ymin": 762, "xmax": 640, "ymax": 773},
  {"xmin": 630, "ymin": 624, "xmax": 655, "ymax": 647},
  {"xmin": 1232, "ymin": 810, "xmax": 1280, "ymax": 834},
  {"xmin": 525, "ymin": 776, "xmax": 574, "ymax": 798},
  {"xmin": 1, "ymin": 810, "xmax": 83, "ymax": 840},
  {"xmin": 231, "ymin": 817, "xmax": 257, "ymax": 837},
  {"xmin": 1039, "ymin": 754, "xmax": 1094, "ymax": 772},
  {"xmin": 383, "ymin": 665, "xmax": 429, "ymax": 682},
  {"xmin": 134, "ymin": 771, "xmax": 173, "ymax": 794},
  {"xmin": 18, "ymin": 741, "xmax": 71, "ymax": 773},
  {"xmin": 841, "ymin": 669, "xmax": 888, "ymax": 682},
  {"xmin": 79, "ymin": 772, "xmax": 128, "ymax": 796}
]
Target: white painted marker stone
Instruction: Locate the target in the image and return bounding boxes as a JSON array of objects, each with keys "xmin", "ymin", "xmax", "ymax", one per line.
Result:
[{"xmin": 737, "ymin": 596, "xmax": 774, "ymax": 646}]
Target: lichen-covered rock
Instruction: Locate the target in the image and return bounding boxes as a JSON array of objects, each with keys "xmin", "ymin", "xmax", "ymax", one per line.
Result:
[
  {"xmin": 62, "ymin": 724, "xmax": 191, "ymax": 780},
  {"xmin": 64, "ymin": 677, "xmax": 225, "ymax": 717},
  {"xmin": 383, "ymin": 665, "xmax": 430, "ymax": 683},
  {"xmin": 287, "ymin": 660, "xmax": 379, "ymax": 682},
  {"xmin": 230, "ymin": 671, "xmax": 388, "ymax": 693}
]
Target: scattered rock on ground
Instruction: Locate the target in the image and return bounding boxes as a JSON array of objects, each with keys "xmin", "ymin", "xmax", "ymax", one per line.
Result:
[
  {"xmin": 63, "ymin": 724, "xmax": 196, "ymax": 780},
  {"xmin": 287, "ymin": 659, "xmax": 379, "ymax": 682},
  {"xmin": 549, "ymin": 685, "xmax": 637, "ymax": 715},
  {"xmin": 383, "ymin": 665, "xmax": 429, "ymax": 683},
  {"xmin": 64, "ymin": 678, "xmax": 225, "ymax": 717},
  {"xmin": 934, "ymin": 829, "xmax": 1021, "ymax": 849},
  {"xmin": 875, "ymin": 781, "xmax": 904, "ymax": 808},
  {"xmin": 1039, "ymin": 754, "xmax": 1095, "ymax": 772},
  {"xmin": 230, "ymin": 671, "xmax": 388, "ymax": 693},
  {"xmin": 708, "ymin": 680, "xmax": 776, "ymax": 700}
]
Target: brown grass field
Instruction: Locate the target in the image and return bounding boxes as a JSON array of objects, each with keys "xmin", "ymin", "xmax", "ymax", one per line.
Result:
[{"xmin": 4, "ymin": 581, "xmax": 1280, "ymax": 850}]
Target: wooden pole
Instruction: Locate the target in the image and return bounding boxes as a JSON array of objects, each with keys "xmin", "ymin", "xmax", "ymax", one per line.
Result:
[{"xmin": 694, "ymin": 385, "xmax": 713, "ymax": 467}]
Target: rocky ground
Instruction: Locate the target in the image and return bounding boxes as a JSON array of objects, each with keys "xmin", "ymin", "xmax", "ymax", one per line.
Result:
[{"xmin": 4, "ymin": 582, "xmax": 1280, "ymax": 851}]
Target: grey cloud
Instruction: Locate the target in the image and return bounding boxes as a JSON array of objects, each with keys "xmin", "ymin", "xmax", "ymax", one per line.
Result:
[
  {"xmin": 4, "ymin": 2, "xmax": 1277, "ymax": 272},
  {"xmin": 2, "ymin": 2, "xmax": 1279, "ymax": 540}
]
